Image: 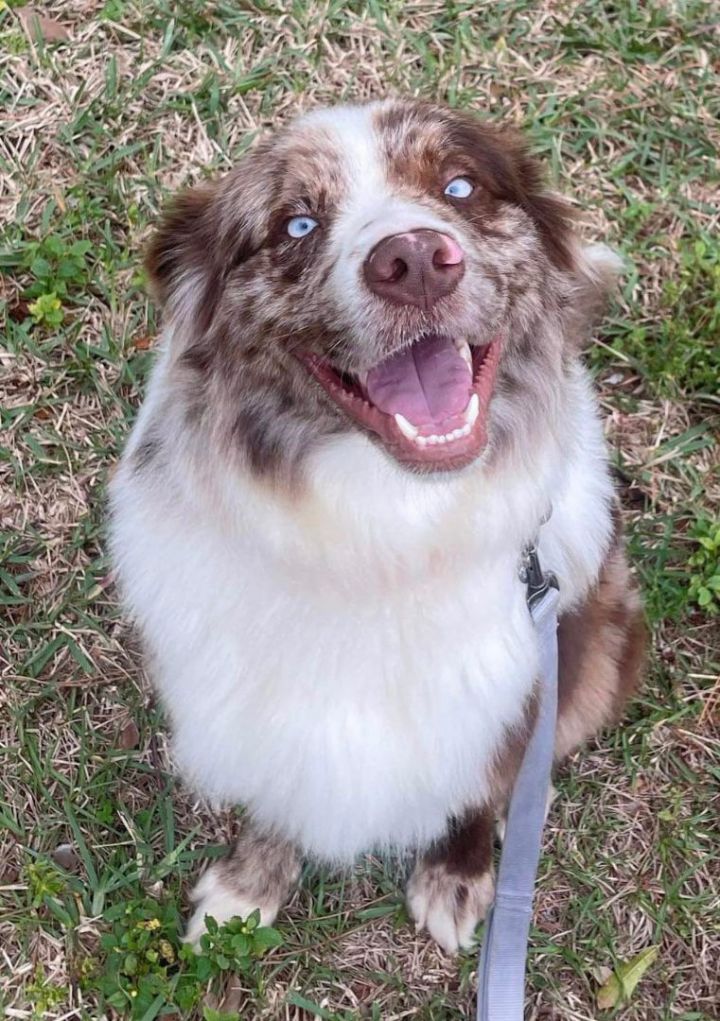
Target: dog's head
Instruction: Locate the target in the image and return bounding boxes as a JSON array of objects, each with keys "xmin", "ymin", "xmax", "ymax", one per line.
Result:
[{"xmin": 147, "ymin": 100, "xmax": 615, "ymax": 482}]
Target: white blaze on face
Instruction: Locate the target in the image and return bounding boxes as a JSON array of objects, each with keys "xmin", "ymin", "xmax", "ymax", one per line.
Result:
[{"xmin": 299, "ymin": 104, "xmax": 465, "ymax": 323}]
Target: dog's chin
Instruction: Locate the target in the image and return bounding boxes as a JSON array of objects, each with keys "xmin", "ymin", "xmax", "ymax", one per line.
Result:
[{"xmin": 296, "ymin": 335, "xmax": 501, "ymax": 473}]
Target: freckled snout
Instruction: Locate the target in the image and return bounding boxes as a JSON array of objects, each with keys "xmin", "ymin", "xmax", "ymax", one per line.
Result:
[{"xmin": 363, "ymin": 229, "xmax": 465, "ymax": 310}]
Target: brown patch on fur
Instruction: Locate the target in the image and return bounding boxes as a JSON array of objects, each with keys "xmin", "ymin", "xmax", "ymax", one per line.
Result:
[
  {"xmin": 423, "ymin": 805, "xmax": 495, "ymax": 877},
  {"xmin": 483, "ymin": 513, "xmax": 643, "ymax": 816},
  {"xmin": 377, "ymin": 101, "xmax": 576, "ymax": 271},
  {"xmin": 555, "ymin": 511, "xmax": 645, "ymax": 758},
  {"xmin": 216, "ymin": 823, "xmax": 301, "ymax": 908}
]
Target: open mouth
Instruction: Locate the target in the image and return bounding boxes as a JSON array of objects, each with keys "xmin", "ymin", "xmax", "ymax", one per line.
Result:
[{"xmin": 296, "ymin": 333, "xmax": 501, "ymax": 470}]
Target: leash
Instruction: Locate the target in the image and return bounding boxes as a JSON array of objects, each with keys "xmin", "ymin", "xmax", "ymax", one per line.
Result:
[{"xmin": 476, "ymin": 542, "xmax": 560, "ymax": 1021}]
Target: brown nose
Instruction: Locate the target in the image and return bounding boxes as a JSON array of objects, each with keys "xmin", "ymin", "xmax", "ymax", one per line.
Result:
[{"xmin": 363, "ymin": 229, "xmax": 465, "ymax": 310}]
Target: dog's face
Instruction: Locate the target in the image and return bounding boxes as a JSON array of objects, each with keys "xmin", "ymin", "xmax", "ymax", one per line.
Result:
[{"xmin": 148, "ymin": 100, "xmax": 585, "ymax": 481}]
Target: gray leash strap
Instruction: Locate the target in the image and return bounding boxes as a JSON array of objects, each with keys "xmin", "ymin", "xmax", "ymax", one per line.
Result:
[{"xmin": 476, "ymin": 550, "xmax": 560, "ymax": 1021}]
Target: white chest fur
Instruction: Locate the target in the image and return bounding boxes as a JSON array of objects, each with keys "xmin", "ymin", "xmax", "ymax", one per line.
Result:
[
  {"xmin": 165, "ymin": 535, "xmax": 537, "ymax": 860},
  {"xmin": 110, "ymin": 363, "xmax": 613, "ymax": 862}
]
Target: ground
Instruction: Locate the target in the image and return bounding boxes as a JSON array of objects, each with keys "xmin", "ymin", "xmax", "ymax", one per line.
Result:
[{"xmin": 0, "ymin": 2, "xmax": 718, "ymax": 1019}]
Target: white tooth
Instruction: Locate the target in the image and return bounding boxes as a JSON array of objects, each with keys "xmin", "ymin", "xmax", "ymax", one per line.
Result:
[
  {"xmin": 394, "ymin": 413, "xmax": 418, "ymax": 440},
  {"xmin": 436, "ymin": 436, "xmax": 447, "ymax": 444},
  {"xmin": 460, "ymin": 423, "xmax": 471, "ymax": 436},
  {"xmin": 464, "ymin": 393, "xmax": 480, "ymax": 427},
  {"xmin": 416, "ymin": 436, "xmax": 428, "ymax": 448},
  {"xmin": 427, "ymin": 435, "xmax": 439, "ymax": 445},
  {"xmin": 456, "ymin": 339, "xmax": 472, "ymax": 369},
  {"xmin": 451, "ymin": 428, "xmax": 463, "ymax": 440}
]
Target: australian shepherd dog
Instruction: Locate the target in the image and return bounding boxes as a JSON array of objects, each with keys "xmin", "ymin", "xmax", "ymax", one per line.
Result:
[{"xmin": 110, "ymin": 100, "xmax": 644, "ymax": 953}]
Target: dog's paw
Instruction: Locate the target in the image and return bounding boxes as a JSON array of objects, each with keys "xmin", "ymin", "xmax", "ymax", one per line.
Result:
[
  {"xmin": 406, "ymin": 860, "xmax": 494, "ymax": 954},
  {"xmin": 184, "ymin": 865, "xmax": 284, "ymax": 948}
]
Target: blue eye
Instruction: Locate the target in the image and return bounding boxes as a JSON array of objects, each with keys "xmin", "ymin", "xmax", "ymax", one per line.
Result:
[
  {"xmin": 287, "ymin": 215, "xmax": 319, "ymax": 238},
  {"xmin": 444, "ymin": 177, "xmax": 474, "ymax": 199}
]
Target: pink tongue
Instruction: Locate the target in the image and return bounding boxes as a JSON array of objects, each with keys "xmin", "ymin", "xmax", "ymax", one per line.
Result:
[{"xmin": 365, "ymin": 334, "xmax": 472, "ymax": 427}]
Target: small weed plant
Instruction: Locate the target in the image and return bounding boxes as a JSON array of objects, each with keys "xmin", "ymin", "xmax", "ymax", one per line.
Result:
[
  {"xmin": 688, "ymin": 519, "xmax": 720, "ymax": 615},
  {"xmin": 94, "ymin": 896, "xmax": 282, "ymax": 1018}
]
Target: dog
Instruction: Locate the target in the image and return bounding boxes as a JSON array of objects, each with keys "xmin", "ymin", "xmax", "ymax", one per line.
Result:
[{"xmin": 109, "ymin": 99, "xmax": 644, "ymax": 954}]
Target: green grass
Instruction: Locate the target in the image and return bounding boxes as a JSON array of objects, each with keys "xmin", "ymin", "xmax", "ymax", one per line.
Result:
[{"xmin": 1, "ymin": 1, "xmax": 718, "ymax": 1018}]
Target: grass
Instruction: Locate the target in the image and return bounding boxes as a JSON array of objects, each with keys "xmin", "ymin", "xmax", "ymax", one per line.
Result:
[{"xmin": 0, "ymin": 1, "xmax": 718, "ymax": 1018}]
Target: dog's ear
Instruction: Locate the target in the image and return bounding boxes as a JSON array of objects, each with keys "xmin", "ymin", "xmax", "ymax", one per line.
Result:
[
  {"xmin": 565, "ymin": 243, "xmax": 624, "ymax": 348},
  {"xmin": 146, "ymin": 175, "xmax": 266, "ymax": 323},
  {"xmin": 144, "ymin": 142, "xmax": 274, "ymax": 331},
  {"xmin": 144, "ymin": 183, "xmax": 222, "ymax": 324},
  {"xmin": 498, "ymin": 138, "xmax": 578, "ymax": 273},
  {"xmin": 576, "ymin": 243, "xmax": 624, "ymax": 293}
]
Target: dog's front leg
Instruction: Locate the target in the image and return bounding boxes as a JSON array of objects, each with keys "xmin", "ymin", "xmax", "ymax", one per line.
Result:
[
  {"xmin": 185, "ymin": 823, "xmax": 301, "ymax": 946},
  {"xmin": 407, "ymin": 806, "xmax": 495, "ymax": 954}
]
